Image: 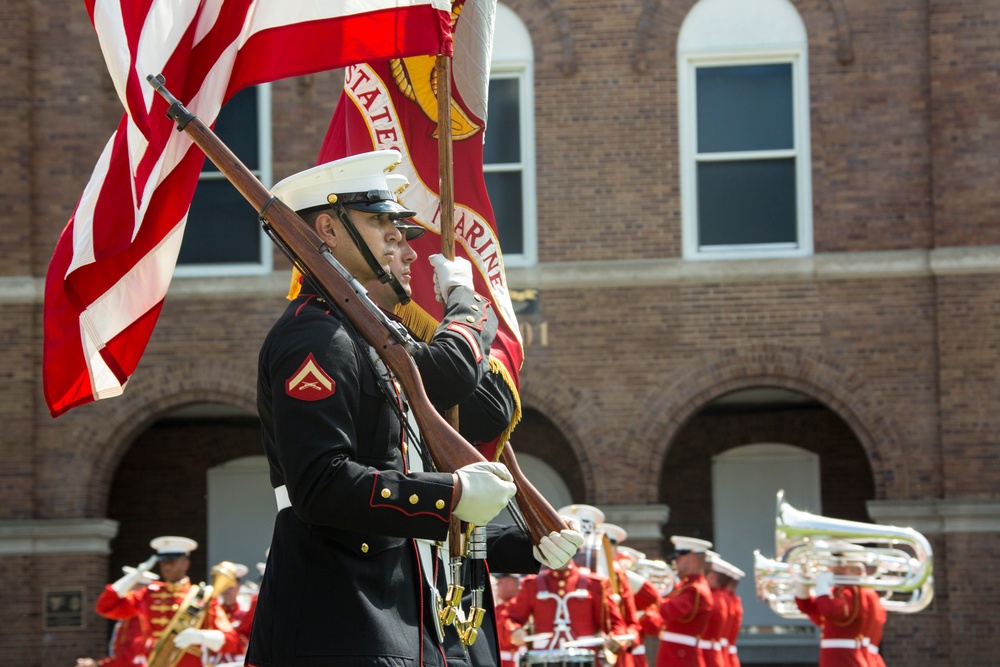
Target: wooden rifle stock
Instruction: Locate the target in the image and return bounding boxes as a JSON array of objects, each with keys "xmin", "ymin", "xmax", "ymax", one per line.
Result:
[{"xmin": 147, "ymin": 75, "xmax": 564, "ymax": 543}]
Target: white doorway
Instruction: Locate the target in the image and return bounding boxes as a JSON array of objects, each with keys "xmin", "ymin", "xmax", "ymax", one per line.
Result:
[
  {"xmin": 207, "ymin": 456, "xmax": 276, "ymax": 581},
  {"xmin": 711, "ymin": 443, "xmax": 820, "ymax": 630}
]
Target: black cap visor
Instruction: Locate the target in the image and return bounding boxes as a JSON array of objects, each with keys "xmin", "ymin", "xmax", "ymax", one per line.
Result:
[
  {"xmin": 395, "ymin": 220, "xmax": 427, "ymax": 240},
  {"xmin": 342, "ymin": 198, "xmax": 416, "ymax": 220}
]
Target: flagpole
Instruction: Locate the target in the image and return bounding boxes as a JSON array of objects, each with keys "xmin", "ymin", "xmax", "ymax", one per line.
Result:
[
  {"xmin": 436, "ymin": 54, "xmax": 459, "ymax": 437},
  {"xmin": 436, "ymin": 54, "xmax": 456, "ymax": 263}
]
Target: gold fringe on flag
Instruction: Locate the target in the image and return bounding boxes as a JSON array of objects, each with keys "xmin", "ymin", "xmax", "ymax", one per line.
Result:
[{"xmin": 286, "ymin": 267, "xmax": 304, "ymax": 301}]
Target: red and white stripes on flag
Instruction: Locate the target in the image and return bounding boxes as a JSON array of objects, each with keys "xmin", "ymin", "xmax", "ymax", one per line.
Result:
[{"xmin": 43, "ymin": 0, "xmax": 452, "ymax": 417}]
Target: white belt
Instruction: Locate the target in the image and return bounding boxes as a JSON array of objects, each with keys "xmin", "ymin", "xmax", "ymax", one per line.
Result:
[
  {"xmin": 729, "ymin": 646, "xmax": 738, "ymax": 655},
  {"xmin": 698, "ymin": 640, "xmax": 719, "ymax": 650},
  {"xmin": 660, "ymin": 631, "xmax": 699, "ymax": 647},
  {"xmin": 274, "ymin": 485, "xmax": 291, "ymax": 510},
  {"xmin": 867, "ymin": 644, "xmax": 880, "ymax": 655},
  {"xmin": 500, "ymin": 651, "xmax": 514, "ymax": 661},
  {"xmin": 821, "ymin": 638, "xmax": 861, "ymax": 649},
  {"xmin": 632, "ymin": 645, "xmax": 646, "ymax": 655},
  {"xmin": 719, "ymin": 638, "xmax": 729, "ymax": 647}
]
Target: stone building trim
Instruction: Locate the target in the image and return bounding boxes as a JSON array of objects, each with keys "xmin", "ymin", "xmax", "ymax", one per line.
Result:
[
  {"xmin": 0, "ymin": 519, "xmax": 118, "ymax": 555},
  {"xmin": 621, "ymin": 343, "xmax": 907, "ymax": 500},
  {"xmin": 9, "ymin": 246, "xmax": 1000, "ymax": 304},
  {"xmin": 867, "ymin": 498, "xmax": 1000, "ymax": 535}
]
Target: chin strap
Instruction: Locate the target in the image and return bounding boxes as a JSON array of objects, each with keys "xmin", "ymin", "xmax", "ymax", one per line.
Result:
[
  {"xmin": 333, "ymin": 204, "xmax": 392, "ymax": 284},
  {"xmin": 387, "ymin": 273, "xmax": 411, "ymax": 305}
]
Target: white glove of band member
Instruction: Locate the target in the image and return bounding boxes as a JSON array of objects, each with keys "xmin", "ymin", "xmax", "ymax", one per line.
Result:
[
  {"xmin": 793, "ymin": 580, "xmax": 811, "ymax": 599},
  {"xmin": 173, "ymin": 627, "xmax": 225, "ymax": 652},
  {"xmin": 111, "ymin": 554, "xmax": 159, "ymax": 597},
  {"xmin": 453, "ymin": 461, "xmax": 517, "ymax": 525},
  {"xmin": 813, "ymin": 571, "xmax": 834, "ymax": 598},
  {"xmin": 532, "ymin": 527, "xmax": 585, "ymax": 569},
  {"xmin": 429, "ymin": 254, "xmax": 475, "ymax": 302}
]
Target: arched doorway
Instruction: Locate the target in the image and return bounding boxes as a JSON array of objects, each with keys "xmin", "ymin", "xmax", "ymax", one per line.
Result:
[
  {"xmin": 659, "ymin": 386, "xmax": 877, "ymax": 664},
  {"xmin": 106, "ymin": 403, "xmax": 263, "ymax": 584}
]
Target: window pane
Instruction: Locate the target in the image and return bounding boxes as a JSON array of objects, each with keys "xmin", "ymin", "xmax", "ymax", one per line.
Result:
[
  {"xmin": 697, "ymin": 64, "xmax": 793, "ymax": 153},
  {"xmin": 204, "ymin": 87, "xmax": 259, "ymax": 172},
  {"xmin": 178, "ymin": 180, "xmax": 261, "ymax": 264},
  {"xmin": 697, "ymin": 158, "xmax": 797, "ymax": 246},
  {"xmin": 485, "ymin": 171, "xmax": 523, "ymax": 254},
  {"xmin": 484, "ymin": 79, "xmax": 521, "ymax": 164}
]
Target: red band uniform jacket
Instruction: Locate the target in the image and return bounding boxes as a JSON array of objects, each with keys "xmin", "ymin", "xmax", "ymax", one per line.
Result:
[
  {"xmin": 795, "ymin": 585, "xmax": 870, "ymax": 667},
  {"xmin": 505, "ymin": 561, "xmax": 629, "ymax": 657},
  {"xmin": 657, "ymin": 573, "xmax": 714, "ymax": 667},
  {"xmin": 96, "ymin": 579, "xmax": 239, "ymax": 666}
]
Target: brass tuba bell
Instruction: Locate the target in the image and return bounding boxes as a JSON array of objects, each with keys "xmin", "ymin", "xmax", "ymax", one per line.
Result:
[{"xmin": 755, "ymin": 491, "xmax": 934, "ymax": 617}]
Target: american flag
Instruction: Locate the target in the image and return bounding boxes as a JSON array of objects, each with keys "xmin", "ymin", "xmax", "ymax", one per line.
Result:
[{"xmin": 43, "ymin": 0, "xmax": 453, "ymax": 417}]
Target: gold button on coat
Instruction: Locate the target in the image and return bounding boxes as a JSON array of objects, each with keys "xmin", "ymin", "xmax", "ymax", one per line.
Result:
[
  {"xmin": 466, "ymin": 316, "xmax": 475, "ymax": 323},
  {"xmin": 436, "ymin": 499, "xmax": 445, "ymax": 509},
  {"xmin": 381, "ymin": 488, "xmax": 391, "ymax": 498},
  {"xmin": 361, "ymin": 543, "xmax": 369, "ymax": 553},
  {"xmin": 409, "ymin": 494, "xmax": 419, "ymax": 504}
]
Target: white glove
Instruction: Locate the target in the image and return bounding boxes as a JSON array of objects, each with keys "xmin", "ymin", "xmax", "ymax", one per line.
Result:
[
  {"xmin": 793, "ymin": 580, "xmax": 811, "ymax": 599},
  {"xmin": 429, "ymin": 254, "xmax": 474, "ymax": 302},
  {"xmin": 111, "ymin": 554, "xmax": 159, "ymax": 597},
  {"xmin": 813, "ymin": 571, "xmax": 834, "ymax": 598},
  {"xmin": 532, "ymin": 527, "xmax": 585, "ymax": 569},
  {"xmin": 173, "ymin": 627, "xmax": 225, "ymax": 652},
  {"xmin": 453, "ymin": 461, "xmax": 517, "ymax": 525}
]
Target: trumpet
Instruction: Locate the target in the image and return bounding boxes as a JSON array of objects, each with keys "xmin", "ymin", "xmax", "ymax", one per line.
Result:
[{"xmin": 755, "ymin": 491, "xmax": 935, "ymax": 616}]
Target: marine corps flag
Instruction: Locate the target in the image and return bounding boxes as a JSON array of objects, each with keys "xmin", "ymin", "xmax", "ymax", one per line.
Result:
[
  {"xmin": 42, "ymin": 0, "xmax": 454, "ymax": 417},
  {"xmin": 317, "ymin": 0, "xmax": 523, "ymax": 456}
]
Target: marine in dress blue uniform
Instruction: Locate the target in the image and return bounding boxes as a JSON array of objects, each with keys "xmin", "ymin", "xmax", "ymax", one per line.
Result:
[{"xmin": 246, "ymin": 150, "xmax": 517, "ymax": 667}]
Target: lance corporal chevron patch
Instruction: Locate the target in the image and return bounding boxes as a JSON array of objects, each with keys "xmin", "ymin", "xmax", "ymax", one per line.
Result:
[{"xmin": 286, "ymin": 353, "xmax": 336, "ymax": 401}]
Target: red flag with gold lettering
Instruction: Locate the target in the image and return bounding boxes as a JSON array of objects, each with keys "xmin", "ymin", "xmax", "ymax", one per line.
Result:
[{"xmin": 317, "ymin": 0, "xmax": 522, "ymax": 454}]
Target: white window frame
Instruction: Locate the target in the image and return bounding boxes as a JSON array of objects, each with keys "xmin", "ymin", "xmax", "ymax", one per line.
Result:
[
  {"xmin": 487, "ymin": 3, "xmax": 536, "ymax": 267},
  {"xmin": 484, "ymin": 64, "xmax": 537, "ymax": 267},
  {"xmin": 174, "ymin": 83, "xmax": 274, "ymax": 277},
  {"xmin": 677, "ymin": 0, "xmax": 812, "ymax": 261}
]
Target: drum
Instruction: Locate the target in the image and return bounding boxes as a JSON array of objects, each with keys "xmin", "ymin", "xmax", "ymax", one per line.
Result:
[{"xmin": 519, "ymin": 648, "xmax": 595, "ymax": 666}]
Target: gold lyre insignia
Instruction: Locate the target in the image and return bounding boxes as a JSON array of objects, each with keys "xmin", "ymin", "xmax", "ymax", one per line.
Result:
[{"xmin": 388, "ymin": 2, "xmax": 481, "ymax": 141}]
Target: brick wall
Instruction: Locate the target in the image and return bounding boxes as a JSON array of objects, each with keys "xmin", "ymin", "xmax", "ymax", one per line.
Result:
[{"xmin": 10, "ymin": 0, "xmax": 1000, "ymax": 664}]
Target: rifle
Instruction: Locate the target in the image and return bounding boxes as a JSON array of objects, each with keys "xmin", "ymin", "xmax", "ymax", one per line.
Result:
[{"xmin": 146, "ymin": 74, "xmax": 565, "ymax": 544}]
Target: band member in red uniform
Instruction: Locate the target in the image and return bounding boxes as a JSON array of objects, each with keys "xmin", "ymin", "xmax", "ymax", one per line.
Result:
[
  {"xmin": 506, "ymin": 557, "xmax": 630, "ymax": 663},
  {"xmin": 860, "ymin": 586, "xmax": 886, "ymax": 667},
  {"xmin": 794, "ymin": 549, "xmax": 870, "ymax": 667},
  {"xmin": 216, "ymin": 562, "xmax": 252, "ymax": 665},
  {"xmin": 494, "ymin": 574, "xmax": 524, "ymax": 667},
  {"xmin": 700, "ymin": 554, "xmax": 731, "ymax": 667},
  {"xmin": 621, "ymin": 556, "xmax": 663, "ymax": 667},
  {"xmin": 77, "ymin": 567, "xmax": 157, "ymax": 667},
  {"xmin": 658, "ymin": 536, "xmax": 714, "ymax": 667},
  {"xmin": 602, "ymin": 524, "xmax": 644, "ymax": 667},
  {"xmin": 719, "ymin": 562, "xmax": 745, "ymax": 667},
  {"xmin": 95, "ymin": 536, "xmax": 240, "ymax": 667}
]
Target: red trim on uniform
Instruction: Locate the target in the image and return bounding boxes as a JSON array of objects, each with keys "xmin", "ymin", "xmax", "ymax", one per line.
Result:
[
  {"xmin": 445, "ymin": 322, "xmax": 483, "ymax": 362},
  {"xmin": 368, "ymin": 472, "xmax": 451, "ymax": 522}
]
